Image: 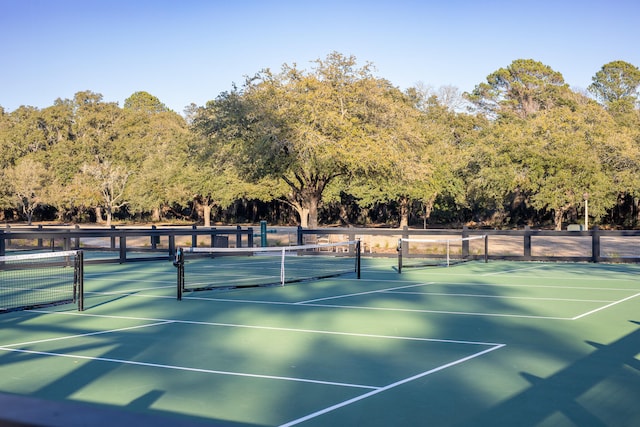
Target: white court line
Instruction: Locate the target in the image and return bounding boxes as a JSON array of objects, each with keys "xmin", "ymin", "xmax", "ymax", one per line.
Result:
[
  {"xmin": 84, "ymin": 290, "xmax": 175, "ymax": 300},
  {"xmin": 0, "ymin": 346, "xmax": 377, "ymax": 390},
  {"xmin": 86, "ymin": 287, "xmax": 174, "ymax": 294},
  {"xmin": 571, "ymin": 292, "xmax": 640, "ymax": 320},
  {"xmin": 3, "ymin": 310, "xmax": 505, "ymax": 392},
  {"xmin": 296, "ymin": 282, "xmax": 434, "ymax": 304},
  {"xmin": 481, "ymin": 264, "xmax": 548, "ymax": 276},
  {"xmin": 84, "ymin": 272, "xmax": 175, "ymax": 283},
  {"xmin": 298, "ymin": 302, "xmax": 572, "ymax": 320},
  {"xmin": 85, "ymin": 276, "xmax": 174, "ymax": 285},
  {"xmin": 422, "ymin": 282, "xmax": 640, "ymax": 292},
  {"xmin": 383, "ymin": 291, "xmax": 615, "ymax": 303},
  {"xmin": 181, "ymin": 295, "xmax": 572, "ymax": 320},
  {"xmin": 279, "ymin": 343, "xmax": 505, "ymax": 427},
  {"xmin": 0, "ymin": 321, "xmax": 174, "ymax": 348},
  {"xmin": 23, "ymin": 309, "xmax": 502, "ymax": 347}
]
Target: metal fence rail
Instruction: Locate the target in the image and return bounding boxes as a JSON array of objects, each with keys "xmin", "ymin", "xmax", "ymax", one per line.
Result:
[{"xmin": 1, "ymin": 225, "xmax": 638, "ymax": 264}]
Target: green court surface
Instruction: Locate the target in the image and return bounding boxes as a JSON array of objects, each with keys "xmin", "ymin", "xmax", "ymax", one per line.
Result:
[{"xmin": 0, "ymin": 258, "xmax": 639, "ymax": 426}]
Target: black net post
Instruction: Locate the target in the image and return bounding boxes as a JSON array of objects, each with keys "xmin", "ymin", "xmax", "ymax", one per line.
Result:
[
  {"xmin": 591, "ymin": 226, "xmax": 601, "ymax": 263},
  {"xmin": 397, "ymin": 239, "xmax": 403, "ymax": 273},
  {"xmin": 356, "ymin": 240, "xmax": 361, "ymax": 279},
  {"xmin": 174, "ymin": 248, "xmax": 184, "ymax": 301},
  {"xmin": 76, "ymin": 250, "xmax": 84, "ymax": 311}
]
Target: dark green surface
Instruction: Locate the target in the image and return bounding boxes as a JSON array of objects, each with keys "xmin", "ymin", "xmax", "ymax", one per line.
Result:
[{"xmin": 0, "ymin": 259, "xmax": 638, "ymax": 426}]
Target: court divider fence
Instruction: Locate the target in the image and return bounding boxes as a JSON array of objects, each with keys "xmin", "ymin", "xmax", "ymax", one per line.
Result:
[{"xmin": 1, "ymin": 224, "xmax": 638, "ymax": 264}]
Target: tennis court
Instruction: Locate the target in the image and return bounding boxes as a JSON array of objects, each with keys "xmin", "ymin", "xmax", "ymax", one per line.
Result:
[{"xmin": 1, "ymin": 254, "xmax": 639, "ymax": 426}]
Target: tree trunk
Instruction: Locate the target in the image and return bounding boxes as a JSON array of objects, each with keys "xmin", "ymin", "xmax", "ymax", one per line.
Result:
[
  {"xmin": 553, "ymin": 208, "xmax": 564, "ymax": 231},
  {"xmin": 307, "ymin": 195, "xmax": 319, "ymax": 229},
  {"xmin": 106, "ymin": 206, "xmax": 113, "ymax": 227},
  {"xmin": 95, "ymin": 207, "xmax": 104, "ymax": 224},
  {"xmin": 295, "ymin": 207, "xmax": 308, "ymax": 228},
  {"xmin": 151, "ymin": 207, "xmax": 161, "ymax": 222},
  {"xmin": 423, "ymin": 201, "xmax": 434, "ymax": 229},
  {"xmin": 398, "ymin": 196, "xmax": 410, "ymax": 228},
  {"xmin": 203, "ymin": 204, "xmax": 212, "ymax": 227}
]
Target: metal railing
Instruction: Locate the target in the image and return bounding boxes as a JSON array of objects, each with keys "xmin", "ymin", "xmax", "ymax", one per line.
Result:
[{"xmin": 1, "ymin": 224, "xmax": 638, "ymax": 264}]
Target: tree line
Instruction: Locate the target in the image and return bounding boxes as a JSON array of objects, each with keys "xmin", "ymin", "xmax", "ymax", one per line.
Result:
[{"xmin": 1, "ymin": 53, "xmax": 639, "ymax": 230}]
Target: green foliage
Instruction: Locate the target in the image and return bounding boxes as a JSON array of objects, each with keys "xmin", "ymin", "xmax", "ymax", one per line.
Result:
[
  {"xmin": 4, "ymin": 157, "xmax": 51, "ymax": 224},
  {"xmin": 467, "ymin": 59, "xmax": 570, "ymax": 119},
  {"xmin": 0, "ymin": 55, "xmax": 639, "ymax": 228},
  {"xmin": 589, "ymin": 61, "xmax": 640, "ymax": 107},
  {"xmin": 124, "ymin": 91, "xmax": 170, "ymax": 114}
]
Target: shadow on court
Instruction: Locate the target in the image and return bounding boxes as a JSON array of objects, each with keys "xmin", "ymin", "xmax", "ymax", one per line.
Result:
[{"xmin": 458, "ymin": 321, "xmax": 640, "ymax": 427}]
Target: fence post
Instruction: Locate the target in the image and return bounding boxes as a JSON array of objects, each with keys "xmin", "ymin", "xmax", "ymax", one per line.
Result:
[
  {"xmin": 74, "ymin": 224, "xmax": 80, "ymax": 249},
  {"xmin": 260, "ymin": 220, "xmax": 267, "ymax": 247},
  {"xmin": 110, "ymin": 225, "xmax": 116, "ymax": 249},
  {"xmin": 524, "ymin": 226, "xmax": 532, "ymax": 260},
  {"xmin": 297, "ymin": 226, "xmax": 304, "ymax": 245},
  {"xmin": 0, "ymin": 230, "xmax": 5, "ymax": 256},
  {"xmin": 191, "ymin": 225, "xmax": 197, "ymax": 248},
  {"xmin": 462, "ymin": 226, "xmax": 469, "ymax": 258},
  {"xmin": 151, "ymin": 225, "xmax": 158, "ymax": 249},
  {"xmin": 37, "ymin": 224, "xmax": 43, "ymax": 248},
  {"xmin": 401, "ymin": 225, "xmax": 409, "ymax": 260},
  {"xmin": 248, "ymin": 227, "xmax": 254, "ymax": 247},
  {"xmin": 168, "ymin": 234, "xmax": 176, "ymax": 257},
  {"xmin": 119, "ymin": 235, "xmax": 126, "ymax": 263},
  {"xmin": 236, "ymin": 225, "xmax": 242, "ymax": 248},
  {"xmin": 210, "ymin": 227, "xmax": 216, "ymax": 248},
  {"xmin": 348, "ymin": 225, "xmax": 356, "ymax": 254},
  {"xmin": 592, "ymin": 226, "xmax": 601, "ymax": 263}
]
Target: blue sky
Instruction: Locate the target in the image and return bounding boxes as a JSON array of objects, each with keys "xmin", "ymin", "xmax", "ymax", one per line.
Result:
[{"xmin": 1, "ymin": 0, "xmax": 639, "ymax": 114}]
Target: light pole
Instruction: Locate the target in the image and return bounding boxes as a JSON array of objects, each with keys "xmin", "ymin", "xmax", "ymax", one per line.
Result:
[{"xmin": 583, "ymin": 193, "xmax": 589, "ymax": 230}]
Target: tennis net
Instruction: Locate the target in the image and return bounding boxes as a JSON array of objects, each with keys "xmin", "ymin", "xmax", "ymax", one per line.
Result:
[
  {"xmin": 176, "ymin": 240, "xmax": 361, "ymax": 298},
  {"xmin": 397, "ymin": 235, "xmax": 487, "ymax": 272},
  {"xmin": 0, "ymin": 250, "xmax": 84, "ymax": 312}
]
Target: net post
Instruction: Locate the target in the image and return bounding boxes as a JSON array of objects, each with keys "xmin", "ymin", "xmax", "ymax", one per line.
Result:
[
  {"xmin": 280, "ymin": 247, "xmax": 286, "ymax": 286},
  {"xmin": 356, "ymin": 239, "xmax": 361, "ymax": 279},
  {"xmin": 591, "ymin": 226, "xmax": 601, "ymax": 263},
  {"xmin": 397, "ymin": 238, "xmax": 403, "ymax": 273},
  {"xmin": 76, "ymin": 250, "xmax": 84, "ymax": 311},
  {"xmin": 174, "ymin": 248, "xmax": 184, "ymax": 301}
]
